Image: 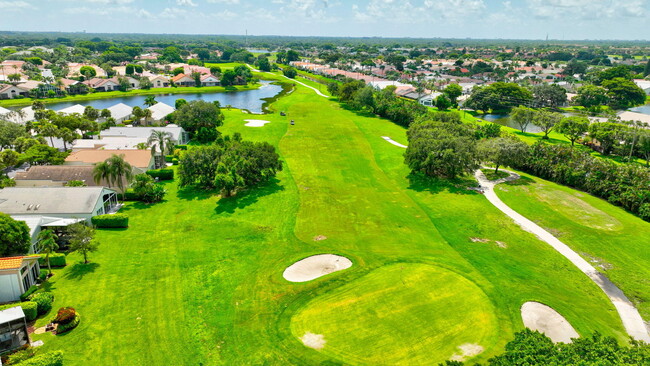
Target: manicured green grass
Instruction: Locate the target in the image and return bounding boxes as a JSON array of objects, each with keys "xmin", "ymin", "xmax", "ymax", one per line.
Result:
[
  {"xmin": 291, "ymin": 263, "xmax": 499, "ymax": 364},
  {"xmin": 30, "ymin": 77, "xmax": 629, "ymax": 365},
  {"xmin": 495, "ymin": 172, "xmax": 650, "ymax": 320},
  {"xmin": 0, "ymin": 84, "xmax": 261, "ymax": 108},
  {"xmin": 481, "ymin": 168, "xmax": 510, "ymax": 181}
]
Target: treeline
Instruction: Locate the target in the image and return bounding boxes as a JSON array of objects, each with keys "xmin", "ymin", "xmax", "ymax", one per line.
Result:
[
  {"xmin": 442, "ymin": 329, "xmax": 650, "ymax": 365},
  {"xmin": 404, "ymin": 114, "xmax": 650, "ymax": 221}
]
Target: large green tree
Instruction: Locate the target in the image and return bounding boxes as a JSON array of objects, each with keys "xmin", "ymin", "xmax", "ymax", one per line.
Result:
[
  {"xmin": 601, "ymin": 77, "xmax": 646, "ymax": 109},
  {"xmin": 532, "ymin": 83, "xmax": 567, "ymax": 108},
  {"xmin": 67, "ymin": 223, "xmax": 99, "ymax": 264},
  {"xmin": 556, "ymin": 116, "xmax": 590, "ymax": 146},
  {"xmin": 0, "ymin": 213, "xmax": 31, "ymax": 256},
  {"xmin": 572, "ymin": 84, "xmax": 609, "ymax": 112},
  {"xmin": 174, "ymin": 100, "xmax": 224, "ymax": 143},
  {"xmin": 478, "ymin": 137, "xmax": 529, "ymax": 173},
  {"xmin": 510, "ymin": 105, "xmax": 537, "ymax": 133},
  {"xmin": 535, "ymin": 111, "xmax": 564, "ymax": 139}
]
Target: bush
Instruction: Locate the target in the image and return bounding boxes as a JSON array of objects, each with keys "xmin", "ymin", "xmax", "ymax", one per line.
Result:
[
  {"xmin": 20, "ymin": 286, "xmax": 38, "ymax": 302},
  {"xmin": 52, "ymin": 307, "xmax": 76, "ymax": 325},
  {"xmin": 146, "ymin": 168, "xmax": 174, "ymax": 180},
  {"xmin": 0, "ymin": 301, "xmax": 40, "ymax": 321},
  {"xmin": 7, "ymin": 347, "xmax": 36, "ymax": 364},
  {"xmin": 15, "ymin": 351, "xmax": 63, "ymax": 366},
  {"xmin": 164, "ymin": 155, "xmax": 174, "ymax": 163},
  {"xmin": 91, "ymin": 214, "xmax": 128, "ymax": 228},
  {"xmin": 56, "ymin": 314, "xmax": 80, "ymax": 334},
  {"xmin": 172, "ymin": 158, "xmax": 179, "ymax": 166},
  {"xmin": 175, "ymin": 144, "xmax": 188, "ymax": 150},
  {"xmin": 38, "ymin": 253, "xmax": 66, "ymax": 268},
  {"xmin": 31, "ymin": 293, "xmax": 54, "ymax": 315},
  {"xmin": 121, "ymin": 189, "xmax": 139, "ymax": 201}
]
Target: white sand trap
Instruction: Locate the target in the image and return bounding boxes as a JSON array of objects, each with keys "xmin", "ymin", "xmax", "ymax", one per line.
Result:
[
  {"xmin": 450, "ymin": 343, "xmax": 484, "ymax": 361},
  {"xmin": 244, "ymin": 119, "xmax": 271, "ymax": 127},
  {"xmin": 381, "ymin": 136, "xmax": 408, "ymax": 148},
  {"xmin": 301, "ymin": 332, "xmax": 326, "ymax": 350},
  {"xmin": 521, "ymin": 302, "xmax": 579, "ymax": 343},
  {"xmin": 283, "ymin": 254, "xmax": 352, "ymax": 282}
]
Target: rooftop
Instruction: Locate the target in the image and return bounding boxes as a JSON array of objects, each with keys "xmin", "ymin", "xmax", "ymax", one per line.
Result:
[
  {"xmin": 0, "ymin": 187, "xmax": 113, "ymax": 215},
  {"xmin": 0, "ymin": 306, "xmax": 25, "ymax": 324},
  {"xmin": 65, "ymin": 149, "xmax": 153, "ymax": 168},
  {"xmin": 0, "ymin": 256, "xmax": 38, "ymax": 271}
]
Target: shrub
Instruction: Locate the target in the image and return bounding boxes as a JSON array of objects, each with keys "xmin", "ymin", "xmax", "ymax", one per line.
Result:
[
  {"xmin": 146, "ymin": 168, "xmax": 174, "ymax": 180},
  {"xmin": 1, "ymin": 301, "xmax": 40, "ymax": 321},
  {"xmin": 121, "ymin": 189, "xmax": 139, "ymax": 201},
  {"xmin": 52, "ymin": 307, "xmax": 76, "ymax": 325},
  {"xmin": 31, "ymin": 293, "xmax": 54, "ymax": 315},
  {"xmin": 38, "ymin": 253, "xmax": 66, "ymax": 268},
  {"xmin": 7, "ymin": 347, "xmax": 36, "ymax": 364},
  {"xmin": 164, "ymin": 155, "xmax": 174, "ymax": 163},
  {"xmin": 56, "ymin": 314, "xmax": 80, "ymax": 334},
  {"xmin": 91, "ymin": 214, "xmax": 128, "ymax": 228},
  {"xmin": 20, "ymin": 286, "xmax": 38, "ymax": 302},
  {"xmin": 172, "ymin": 158, "xmax": 179, "ymax": 165},
  {"xmin": 15, "ymin": 351, "xmax": 63, "ymax": 366},
  {"xmin": 175, "ymin": 144, "xmax": 188, "ymax": 150}
]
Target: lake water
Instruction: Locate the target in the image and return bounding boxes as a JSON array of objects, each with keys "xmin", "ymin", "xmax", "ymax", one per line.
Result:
[
  {"xmin": 631, "ymin": 104, "xmax": 650, "ymax": 115},
  {"xmin": 478, "ymin": 114, "xmax": 544, "ymax": 133},
  {"xmin": 246, "ymin": 48, "xmax": 270, "ymax": 54},
  {"xmin": 43, "ymin": 81, "xmax": 282, "ymax": 114}
]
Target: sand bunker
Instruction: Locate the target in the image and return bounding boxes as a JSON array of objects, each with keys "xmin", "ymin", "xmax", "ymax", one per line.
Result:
[
  {"xmin": 283, "ymin": 254, "xmax": 352, "ymax": 282},
  {"xmin": 244, "ymin": 119, "xmax": 270, "ymax": 127},
  {"xmin": 450, "ymin": 343, "xmax": 484, "ymax": 361},
  {"xmin": 301, "ymin": 332, "xmax": 326, "ymax": 350},
  {"xmin": 521, "ymin": 302, "xmax": 579, "ymax": 343}
]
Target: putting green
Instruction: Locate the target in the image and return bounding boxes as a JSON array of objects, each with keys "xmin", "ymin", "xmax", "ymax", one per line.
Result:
[{"xmin": 290, "ymin": 263, "xmax": 499, "ymax": 364}]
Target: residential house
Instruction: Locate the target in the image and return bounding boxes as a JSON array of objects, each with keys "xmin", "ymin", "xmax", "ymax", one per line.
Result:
[
  {"xmin": 0, "ymin": 84, "xmax": 29, "ymax": 100},
  {"xmin": 633, "ymin": 79, "xmax": 650, "ymax": 95},
  {"xmin": 148, "ymin": 75, "xmax": 169, "ymax": 88},
  {"xmin": 65, "ymin": 149, "xmax": 155, "ymax": 175},
  {"xmin": 106, "ymin": 103, "xmax": 133, "ymax": 123},
  {"xmin": 83, "ymin": 77, "xmax": 120, "ymax": 92},
  {"xmin": 146, "ymin": 102, "xmax": 176, "ymax": 123},
  {"xmin": 8, "ymin": 215, "xmax": 85, "ymax": 254},
  {"xmin": 14, "ymin": 165, "xmax": 108, "ymax": 188},
  {"xmin": 101, "ymin": 125, "xmax": 190, "ymax": 145},
  {"xmin": 171, "ymin": 73, "xmax": 195, "ymax": 87},
  {"xmin": 0, "ymin": 257, "xmax": 40, "ymax": 304},
  {"xmin": 0, "ymin": 306, "xmax": 30, "ymax": 352},
  {"xmin": 200, "ymin": 74, "xmax": 220, "ymax": 86},
  {"xmin": 57, "ymin": 104, "xmax": 86, "ymax": 115},
  {"xmin": 3, "ymin": 106, "xmax": 34, "ymax": 124},
  {"xmin": 0, "ymin": 187, "xmax": 119, "ymax": 220}
]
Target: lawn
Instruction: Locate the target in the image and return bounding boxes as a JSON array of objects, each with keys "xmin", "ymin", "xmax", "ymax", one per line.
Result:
[
  {"xmin": 495, "ymin": 172, "xmax": 650, "ymax": 320},
  {"xmin": 29, "ymin": 77, "xmax": 630, "ymax": 365},
  {"xmin": 0, "ymin": 84, "xmax": 261, "ymax": 108}
]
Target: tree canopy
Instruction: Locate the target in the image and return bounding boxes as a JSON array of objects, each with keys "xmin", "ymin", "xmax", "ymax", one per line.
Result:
[
  {"xmin": 0, "ymin": 213, "xmax": 31, "ymax": 256},
  {"xmin": 174, "ymin": 100, "xmax": 224, "ymax": 143}
]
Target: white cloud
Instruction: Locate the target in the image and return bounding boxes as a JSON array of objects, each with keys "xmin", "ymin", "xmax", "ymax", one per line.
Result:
[
  {"xmin": 160, "ymin": 7, "xmax": 189, "ymax": 19},
  {"xmin": 85, "ymin": 0, "xmax": 134, "ymax": 4},
  {"xmin": 176, "ymin": 0, "xmax": 197, "ymax": 6},
  {"xmin": 0, "ymin": 1, "xmax": 35, "ymax": 10},
  {"xmin": 526, "ymin": 0, "xmax": 647, "ymax": 19},
  {"xmin": 207, "ymin": 0, "xmax": 240, "ymax": 3},
  {"xmin": 209, "ymin": 9, "xmax": 237, "ymax": 19}
]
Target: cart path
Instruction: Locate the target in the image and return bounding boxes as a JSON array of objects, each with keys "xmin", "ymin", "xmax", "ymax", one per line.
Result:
[
  {"xmin": 475, "ymin": 169, "xmax": 650, "ymax": 342},
  {"xmin": 381, "ymin": 136, "xmax": 408, "ymax": 148},
  {"xmin": 248, "ymin": 64, "xmax": 328, "ymax": 98},
  {"xmin": 382, "ymin": 138, "xmax": 650, "ymax": 341}
]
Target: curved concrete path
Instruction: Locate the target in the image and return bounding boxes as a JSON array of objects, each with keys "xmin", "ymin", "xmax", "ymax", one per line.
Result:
[
  {"xmin": 381, "ymin": 136, "xmax": 408, "ymax": 148},
  {"xmin": 247, "ymin": 64, "xmax": 329, "ymax": 98},
  {"xmin": 475, "ymin": 169, "xmax": 650, "ymax": 342}
]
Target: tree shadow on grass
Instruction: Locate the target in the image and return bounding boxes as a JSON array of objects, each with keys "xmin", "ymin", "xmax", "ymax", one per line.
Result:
[
  {"xmin": 504, "ymin": 175, "xmax": 536, "ymax": 186},
  {"xmin": 177, "ymin": 187, "xmax": 218, "ymax": 201},
  {"xmin": 215, "ymin": 178, "xmax": 284, "ymax": 214},
  {"xmin": 407, "ymin": 173, "xmax": 478, "ymax": 195},
  {"xmin": 63, "ymin": 262, "xmax": 99, "ymax": 281},
  {"xmin": 118, "ymin": 201, "xmax": 157, "ymax": 212}
]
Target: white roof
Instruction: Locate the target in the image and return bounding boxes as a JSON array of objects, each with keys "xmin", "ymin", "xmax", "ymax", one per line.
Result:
[
  {"xmin": 368, "ymin": 80, "xmax": 410, "ymax": 89},
  {"xmin": 0, "ymin": 306, "xmax": 25, "ymax": 324},
  {"xmin": 72, "ymin": 136, "xmax": 150, "ymax": 150},
  {"xmin": 101, "ymin": 125, "xmax": 185, "ymax": 142},
  {"xmin": 617, "ymin": 111, "xmax": 650, "ymax": 125},
  {"xmin": 41, "ymin": 69, "xmax": 54, "ymax": 79},
  {"xmin": 146, "ymin": 102, "xmax": 175, "ymax": 121},
  {"xmin": 11, "ymin": 215, "xmax": 85, "ymax": 237},
  {"xmin": 633, "ymin": 79, "xmax": 650, "ymax": 90},
  {"xmin": 0, "ymin": 106, "xmax": 10, "ymax": 115},
  {"xmin": 57, "ymin": 104, "xmax": 86, "ymax": 115},
  {"xmin": 0, "ymin": 187, "xmax": 115, "ymax": 215},
  {"xmin": 107, "ymin": 103, "xmax": 133, "ymax": 120},
  {"xmin": 4, "ymin": 106, "xmax": 35, "ymax": 124}
]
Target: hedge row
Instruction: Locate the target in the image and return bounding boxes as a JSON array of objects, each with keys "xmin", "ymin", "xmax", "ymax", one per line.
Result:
[
  {"xmin": 15, "ymin": 351, "xmax": 64, "ymax": 366},
  {"xmin": 38, "ymin": 253, "xmax": 66, "ymax": 268},
  {"xmin": 0, "ymin": 301, "xmax": 37, "ymax": 321},
  {"xmin": 31, "ymin": 292, "xmax": 54, "ymax": 315},
  {"xmin": 20, "ymin": 286, "xmax": 38, "ymax": 301},
  {"xmin": 92, "ymin": 213, "xmax": 129, "ymax": 228},
  {"xmin": 146, "ymin": 168, "xmax": 174, "ymax": 180}
]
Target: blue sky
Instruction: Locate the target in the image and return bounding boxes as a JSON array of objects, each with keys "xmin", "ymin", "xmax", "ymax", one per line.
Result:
[{"xmin": 0, "ymin": 0, "xmax": 648, "ymax": 40}]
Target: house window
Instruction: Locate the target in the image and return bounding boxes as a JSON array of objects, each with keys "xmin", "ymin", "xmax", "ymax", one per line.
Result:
[{"xmin": 22, "ymin": 274, "xmax": 31, "ymax": 292}]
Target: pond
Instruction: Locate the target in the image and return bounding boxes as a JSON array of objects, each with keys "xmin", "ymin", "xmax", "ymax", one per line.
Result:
[
  {"xmin": 477, "ymin": 114, "xmax": 544, "ymax": 133},
  {"xmin": 43, "ymin": 81, "xmax": 282, "ymax": 114},
  {"xmin": 631, "ymin": 103, "xmax": 650, "ymax": 115}
]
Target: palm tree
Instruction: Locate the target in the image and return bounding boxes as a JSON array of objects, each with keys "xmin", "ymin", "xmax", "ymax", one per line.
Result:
[
  {"xmin": 107, "ymin": 154, "xmax": 134, "ymax": 194},
  {"xmin": 148, "ymin": 130, "xmax": 173, "ymax": 168},
  {"xmin": 38, "ymin": 122, "xmax": 59, "ymax": 147},
  {"xmin": 144, "ymin": 95, "xmax": 157, "ymax": 107},
  {"xmin": 37, "ymin": 229, "xmax": 58, "ymax": 276},
  {"xmin": 141, "ymin": 109, "xmax": 152, "ymax": 126},
  {"xmin": 93, "ymin": 161, "xmax": 112, "ymax": 188}
]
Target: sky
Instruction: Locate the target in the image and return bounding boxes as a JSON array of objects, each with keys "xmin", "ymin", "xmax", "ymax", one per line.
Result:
[{"xmin": 0, "ymin": 0, "xmax": 648, "ymax": 41}]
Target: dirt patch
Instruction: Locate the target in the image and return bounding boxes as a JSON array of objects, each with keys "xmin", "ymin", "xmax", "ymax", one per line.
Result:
[
  {"xmin": 470, "ymin": 237, "xmax": 490, "ymax": 243},
  {"xmin": 521, "ymin": 302, "xmax": 579, "ymax": 343},
  {"xmin": 283, "ymin": 254, "xmax": 352, "ymax": 282},
  {"xmin": 582, "ymin": 252, "xmax": 614, "ymax": 271},
  {"xmin": 313, "ymin": 235, "xmax": 327, "ymax": 241},
  {"xmin": 301, "ymin": 332, "xmax": 326, "ymax": 350},
  {"xmin": 450, "ymin": 343, "xmax": 484, "ymax": 361},
  {"xmin": 470, "ymin": 237, "xmax": 508, "ymax": 248},
  {"xmin": 495, "ymin": 241, "xmax": 508, "ymax": 248}
]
